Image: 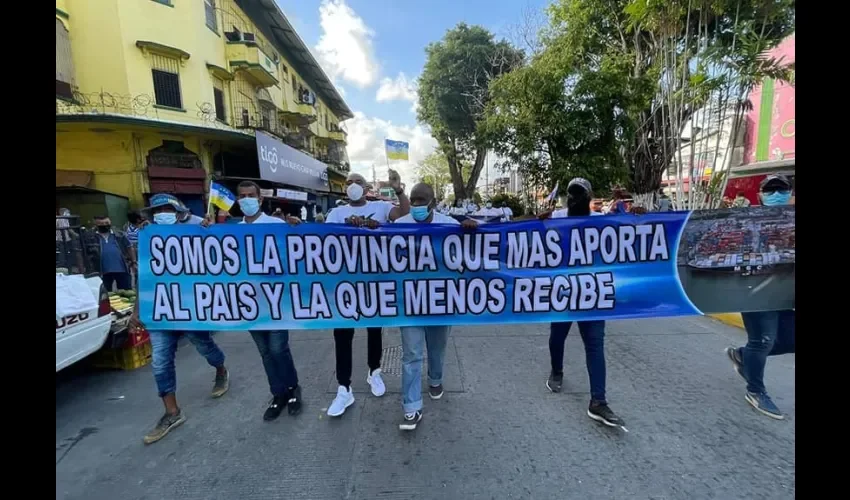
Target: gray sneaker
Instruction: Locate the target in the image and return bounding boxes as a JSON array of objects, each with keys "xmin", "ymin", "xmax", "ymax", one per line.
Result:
[
  {"xmin": 212, "ymin": 369, "xmax": 229, "ymax": 398},
  {"xmin": 143, "ymin": 410, "xmax": 186, "ymax": 445},
  {"xmin": 428, "ymin": 384, "xmax": 444, "ymax": 400}
]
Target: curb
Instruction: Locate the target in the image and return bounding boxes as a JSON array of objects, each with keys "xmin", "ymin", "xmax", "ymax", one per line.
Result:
[{"xmin": 709, "ymin": 313, "xmax": 744, "ymax": 329}]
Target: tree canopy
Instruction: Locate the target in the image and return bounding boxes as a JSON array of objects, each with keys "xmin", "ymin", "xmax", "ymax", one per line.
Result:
[{"xmin": 417, "ymin": 23, "xmax": 524, "ymax": 201}]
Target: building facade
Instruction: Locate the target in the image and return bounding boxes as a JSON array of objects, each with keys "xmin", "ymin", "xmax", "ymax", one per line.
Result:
[{"xmin": 56, "ymin": 0, "xmax": 352, "ymax": 216}]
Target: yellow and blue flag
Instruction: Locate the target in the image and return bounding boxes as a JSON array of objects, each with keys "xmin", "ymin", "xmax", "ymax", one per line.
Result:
[
  {"xmin": 385, "ymin": 139, "xmax": 410, "ymax": 161},
  {"xmin": 209, "ymin": 181, "xmax": 237, "ymax": 211}
]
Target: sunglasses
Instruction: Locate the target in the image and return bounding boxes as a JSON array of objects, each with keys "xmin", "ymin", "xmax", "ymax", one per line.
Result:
[{"xmin": 761, "ymin": 187, "xmax": 791, "ymax": 195}]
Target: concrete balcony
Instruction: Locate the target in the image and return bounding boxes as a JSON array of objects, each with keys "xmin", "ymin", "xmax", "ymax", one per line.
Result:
[
  {"xmin": 328, "ymin": 129, "xmax": 347, "ymax": 144},
  {"xmin": 226, "ymin": 42, "xmax": 278, "ymax": 87}
]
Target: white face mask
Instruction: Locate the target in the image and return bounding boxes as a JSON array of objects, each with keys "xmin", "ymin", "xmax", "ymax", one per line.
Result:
[{"xmin": 347, "ymin": 183, "xmax": 364, "ymax": 202}]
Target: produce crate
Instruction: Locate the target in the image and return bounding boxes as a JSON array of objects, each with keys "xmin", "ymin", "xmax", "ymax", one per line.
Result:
[{"xmin": 90, "ymin": 339, "xmax": 152, "ymax": 371}]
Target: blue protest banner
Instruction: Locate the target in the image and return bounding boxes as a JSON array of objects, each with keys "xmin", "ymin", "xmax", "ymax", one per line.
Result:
[{"xmin": 137, "ymin": 207, "xmax": 795, "ymax": 331}]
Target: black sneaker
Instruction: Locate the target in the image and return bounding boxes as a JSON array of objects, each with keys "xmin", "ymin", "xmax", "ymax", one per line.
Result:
[
  {"xmin": 263, "ymin": 396, "xmax": 287, "ymax": 421},
  {"xmin": 428, "ymin": 384, "xmax": 444, "ymax": 400},
  {"xmin": 287, "ymin": 385, "xmax": 303, "ymax": 416},
  {"xmin": 587, "ymin": 400, "xmax": 625, "ymax": 428},
  {"xmin": 143, "ymin": 410, "xmax": 186, "ymax": 445},
  {"xmin": 546, "ymin": 372, "xmax": 563, "ymax": 393},
  {"xmin": 725, "ymin": 347, "xmax": 745, "ymax": 380},
  {"xmin": 399, "ymin": 411, "xmax": 423, "ymax": 431}
]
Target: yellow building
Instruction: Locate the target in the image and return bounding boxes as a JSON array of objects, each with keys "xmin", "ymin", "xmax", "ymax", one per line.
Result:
[{"xmin": 56, "ymin": 0, "xmax": 352, "ymax": 218}]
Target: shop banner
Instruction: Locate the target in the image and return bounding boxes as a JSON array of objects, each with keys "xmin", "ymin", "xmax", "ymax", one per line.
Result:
[
  {"xmin": 137, "ymin": 207, "xmax": 794, "ymax": 331},
  {"xmin": 255, "ymin": 130, "xmax": 329, "ymax": 191}
]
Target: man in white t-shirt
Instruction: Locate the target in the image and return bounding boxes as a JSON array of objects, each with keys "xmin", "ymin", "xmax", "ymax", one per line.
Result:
[
  {"xmin": 236, "ymin": 181, "xmax": 303, "ymax": 421},
  {"xmin": 537, "ymin": 177, "xmax": 625, "ymax": 431},
  {"xmin": 324, "ymin": 170, "xmax": 410, "ymax": 418},
  {"xmin": 394, "ymin": 182, "xmax": 477, "ymax": 430},
  {"xmin": 500, "ymin": 202, "xmax": 514, "ymax": 221},
  {"xmin": 474, "ymin": 201, "xmax": 504, "ymax": 218}
]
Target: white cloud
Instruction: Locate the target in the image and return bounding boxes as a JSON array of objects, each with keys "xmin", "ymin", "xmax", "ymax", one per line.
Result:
[
  {"xmin": 376, "ymin": 73, "xmax": 417, "ymax": 103},
  {"xmin": 315, "ymin": 0, "xmax": 379, "ymax": 88},
  {"xmin": 344, "ymin": 111, "xmax": 438, "ymax": 185}
]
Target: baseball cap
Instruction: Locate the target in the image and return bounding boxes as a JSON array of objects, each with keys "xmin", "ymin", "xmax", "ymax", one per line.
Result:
[
  {"xmin": 567, "ymin": 177, "xmax": 592, "ymax": 193},
  {"xmin": 143, "ymin": 193, "xmax": 189, "ymax": 215},
  {"xmin": 759, "ymin": 174, "xmax": 791, "ymax": 191}
]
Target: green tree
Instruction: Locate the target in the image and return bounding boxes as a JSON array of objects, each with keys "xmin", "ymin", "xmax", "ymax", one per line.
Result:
[
  {"xmin": 417, "ymin": 151, "xmax": 454, "ymax": 202},
  {"xmin": 484, "ymin": 0, "xmax": 794, "ymax": 204},
  {"xmin": 418, "ymin": 23, "xmax": 524, "ymax": 201}
]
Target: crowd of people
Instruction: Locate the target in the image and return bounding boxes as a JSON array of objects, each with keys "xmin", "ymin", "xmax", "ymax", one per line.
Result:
[{"xmin": 62, "ymin": 169, "xmax": 794, "ymax": 443}]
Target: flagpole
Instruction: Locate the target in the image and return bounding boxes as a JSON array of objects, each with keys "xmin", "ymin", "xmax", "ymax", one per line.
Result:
[
  {"xmin": 207, "ymin": 179, "xmax": 213, "ymax": 217},
  {"xmin": 384, "ymin": 137, "xmax": 390, "ymax": 170}
]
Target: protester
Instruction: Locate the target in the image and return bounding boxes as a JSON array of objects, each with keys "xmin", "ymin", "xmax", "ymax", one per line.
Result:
[
  {"xmin": 315, "ymin": 206, "xmax": 326, "ymax": 223},
  {"xmin": 324, "ymin": 170, "xmax": 410, "ymax": 417},
  {"xmin": 176, "ymin": 204, "xmax": 205, "ymax": 224},
  {"xmin": 590, "ymin": 199, "xmax": 605, "ymax": 214},
  {"xmin": 450, "ymin": 200, "xmax": 466, "ymax": 216},
  {"xmin": 608, "ymin": 188, "xmax": 630, "ymax": 214},
  {"xmin": 732, "ymin": 191, "xmax": 751, "ymax": 208},
  {"xmin": 236, "ymin": 181, "xmax": 304, "ymax": 420},
  {"xmin": 125, "ymin": 211, "xmax": 144, "ymax": 247},
  {"xmin": 724, "ymin": 174, "xmax": 795, "ymax": 419},
  {"xmin": 500, "ymin": 201, "xmax": 513, "ymax": 221},
  {"xmin": 132, "ymin": 193, "xmax": 229, "ymax": 444},
  {"xmin": 393, "ymin": 182, "xmax": 478, "ymax": 430},
  {"xmin": 87, "ymin": 215, "xmax": 136, "ymax": 291},
  {"xmin": 474, "ymin": 200, "xmax": 504, "ymax": 218},
  {"xmin": 538, "ymin": 178, "xmax": 625, "ymax": 429},
  {"xmin": 656, "ymin": 191, "xmax": 672, "ymax": 212}
]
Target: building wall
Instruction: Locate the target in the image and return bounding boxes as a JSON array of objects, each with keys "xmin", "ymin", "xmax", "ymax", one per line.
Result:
[
  {"xmin": 56, "ymin": 124, "xmax": 214, "ymax": 209},
  {"xmin": 743, "ymin": 34, "xmax": 795, "ymax": 164},
  {"xmin": 57, "ymin": 0, "xmax": 348, "ymax": 137}
]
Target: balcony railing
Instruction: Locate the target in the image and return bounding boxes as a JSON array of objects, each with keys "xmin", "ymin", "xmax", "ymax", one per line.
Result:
[{"xmin": 56, "ymin": 90, "xmax": 245, "ymax": 132}]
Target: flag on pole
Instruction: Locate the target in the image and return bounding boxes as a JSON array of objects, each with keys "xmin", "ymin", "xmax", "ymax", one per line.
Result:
[
  {"xmin": 385, "ymin": 139, "xmax": 410, "ymax": 161},
  {"xmin": 544, "ymin": 181, "xmax": 559, "ymax": 204},
  {"xmin": 209, "ymin": 181, "xmax": 237, "ymax": 211}
]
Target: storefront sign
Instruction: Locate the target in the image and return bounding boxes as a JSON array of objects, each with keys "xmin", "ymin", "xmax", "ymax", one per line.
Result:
[
  {"xmin": 260, "ymin": 189, "xmax": 275, "ymax": 198},
  {"xmin": 276, "ymin": 189, "xmax": 308, "ymax": 201},
  {"xmin": 256, "ymin": 130, "xmax": 329, "ymax": 191}
]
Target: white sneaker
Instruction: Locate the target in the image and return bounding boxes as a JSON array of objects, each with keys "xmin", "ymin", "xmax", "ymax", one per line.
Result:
[
  {"xmin": 327, "ymin": 385, "xmax": 355, "ymax": 417},
  {"xmin": 367, "ymin": 368, "xmax": 386, "ymax": 397}
]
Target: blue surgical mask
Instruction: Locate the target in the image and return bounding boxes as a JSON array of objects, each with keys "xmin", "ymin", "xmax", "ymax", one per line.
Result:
[
  {"xmin": 762, "ymin": 191, "xmax": 791, "ymax": 206},
  {"xmin": 238, "ymin": 197, "xmax": 261, "ymax": 216},
  {"xmin": 154, "ymin": 212, "xmax": 177, "ymax": 225},
  {"xmin": 411, "ymin": 205, "xmax": 431, "ymax": 222}
]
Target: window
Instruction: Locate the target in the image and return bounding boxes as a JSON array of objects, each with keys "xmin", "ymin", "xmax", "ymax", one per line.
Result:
[
  {"xmin": 291, "ymin": 78, "xmax": 297, "ymax": 95},
  {"xmin": 213, "ymin": 77, "xmax": 226, "ymax": 122},
  {"xmin": 151, "ymin": 54, "xmax": 182, "ymax": 109},
  {"xmin": 204, "ymin": 0, "xmax": 217, "ymax": 32},
  {"xmin": 55, "ymin": 19, "xmax": 75, "ymax": 100}
]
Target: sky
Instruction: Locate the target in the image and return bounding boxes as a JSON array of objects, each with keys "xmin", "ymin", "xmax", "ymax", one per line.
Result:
[{"xmin": 274, "ymin": 0, "xmax": 549, "ymax": 187}]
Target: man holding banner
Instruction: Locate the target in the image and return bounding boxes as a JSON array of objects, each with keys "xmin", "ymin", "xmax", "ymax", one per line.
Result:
[
  {"xmin": 236, "ymin": 181, "xmax": 304, "ymax": 420},
  {"xmin": 134, "ymin": 194, "xmax": 230, "ymax": 445},
  {"xmin": 325, "ymin": 170, "xmax": 410, "ymax": 417},
  {"xmin": 724, "ymin": 174, "xmax": 795, "ymax": 420},
  {"xmin": 393, "ymin": 182, "xmax": 478, "ymax": 430},
  {"xmin": 540, "ymin": 178, "xmax": 626, "ymax": 430}
]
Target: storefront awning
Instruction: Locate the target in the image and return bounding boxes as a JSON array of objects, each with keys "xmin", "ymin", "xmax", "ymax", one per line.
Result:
[{"xmin": 255, "ymin": 130, "xmax": 330, "ymax": 192}]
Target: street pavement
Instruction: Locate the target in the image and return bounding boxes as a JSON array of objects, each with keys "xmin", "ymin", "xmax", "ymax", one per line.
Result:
[{"xmin": 55, "ymin": 317, "xmax": 795, "ymax": 500}]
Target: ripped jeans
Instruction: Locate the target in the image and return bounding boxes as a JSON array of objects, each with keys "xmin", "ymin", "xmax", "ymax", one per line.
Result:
[{"xmin": 740, "ymin": 310, "xmax": 795, "ymax": 395}]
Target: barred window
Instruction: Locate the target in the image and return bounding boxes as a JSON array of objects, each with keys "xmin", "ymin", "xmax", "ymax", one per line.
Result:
[
  {"xmin": 213, "ymin": 77, "xmax": 226, "ymax": 121},
  {"xmin": 56, "ymin": 19, "xmax": 75, "ymax": 99},
  {"xmin": 151, "ymin": 54, "xmax": 182, "ymax": 109},
  {"xmin": 204, "ymin": 0, "xmax": 217, "ymax": 32}
]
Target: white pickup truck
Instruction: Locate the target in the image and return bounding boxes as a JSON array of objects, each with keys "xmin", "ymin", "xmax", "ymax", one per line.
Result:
[{"xmin": 55, "ymin": 275, "xmax": 113, "ymax": 372}]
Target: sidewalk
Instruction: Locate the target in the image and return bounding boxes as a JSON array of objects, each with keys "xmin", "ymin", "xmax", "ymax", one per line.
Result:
[{"xmin": 56, "ymin": 316, "xmax": 795, "ymax": 500}]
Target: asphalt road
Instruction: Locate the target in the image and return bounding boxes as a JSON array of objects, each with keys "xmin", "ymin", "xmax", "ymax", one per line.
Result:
[{"xmin": 55, "ymin": 317, "xmax": 795, "ymax": 500}]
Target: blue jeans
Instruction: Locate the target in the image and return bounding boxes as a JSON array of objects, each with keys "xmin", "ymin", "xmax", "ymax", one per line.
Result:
[
  {"xmin": 250, "ymin": 330, "xmax": 299, "ymax": 397},
  {"xmin": 401, "ymin": 326, "xmax": 451, "ymax": 414},
  {"xmin": 149, "ymin": 331, "xmax": 225, "ymax": 398},
  {"xmin": 740, "ymin": 310, "xmax": 795, "ymax": 395},
  {"xmin": 549, "ymin": 321, "xmax": 607, "ymax": 402}
]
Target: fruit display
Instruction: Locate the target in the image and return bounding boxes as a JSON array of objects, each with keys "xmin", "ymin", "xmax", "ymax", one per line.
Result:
[{"xmin": 108, "ymin": 292, "xmax": 134, "ymax": 313}]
